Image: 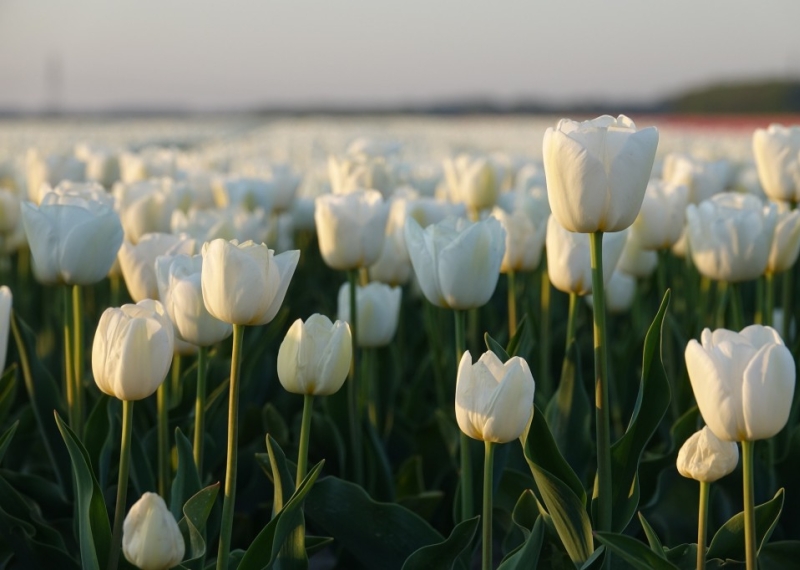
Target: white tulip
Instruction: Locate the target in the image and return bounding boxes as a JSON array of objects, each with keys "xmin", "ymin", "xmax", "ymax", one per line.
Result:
[
  {"xmin": 118, "ymin": 233, "xmax": 196, "ymax": 302},
  {"xmin": 752, "ymin": 124, "xmax": 800, "ymax": 203},
  {"xmin": 337, "ymin": 282, "xmax": 401, "ymax": 347},
  {"xmin": 631, "ymin": 180, "xmax": 688, "ymax": 250},
  {"xmin": 122, "ymin": 492, "xmax": 185, "ymax": 570}
]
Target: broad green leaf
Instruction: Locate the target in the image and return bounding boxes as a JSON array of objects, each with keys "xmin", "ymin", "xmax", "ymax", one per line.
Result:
[
  {"xmin": 594, "ymin": 532, "xmax": 679, "ymax": 570},
  {"xmin": 604, "ymin": 290, "xmax": 671, "ymax": 532},
  {"xmin": 402, "ymin": 515, "xmax": 479, "ymax": 570},
  {"xmin": 304, "ymin": 476, "xmax": 444, "ymax": 570},
  {"xmin": 266, "ymin": 434, "xmax": 296, "ymax": 513},
  {"xmin": 178, "ymin": 482, "xmax": 220, "ymax": 568},
  {"xmin": 54, "ymin": 412, "xmax": 111, "ymax": 570},
  {"xmin": 664, "ymin": 543, "xmax": 698, "ymax": 569},
  {"xmin": 0, "ymin": 473, "xmax": 68, "ymax": 550},
  {"xmin": 522, "ymin": 405, "xmax": 593, "ymax": 566},
  {"xmin": 0, "ymin": 421, "xmax": 19, "ymax": 465},
  {"xmin": 637, "ymin": 512, "xmax": 666, "ymax": 558},
  {"xmin": 262, "ymin": 403, "xmax": 290, "ymax": 448},
  {"xmin": 707, "ymin": 488, "xmax": 784, "ymax": 561},
  {"xmin": 758, "ymin": 540, "xmax": 800, "ymax": 567},
  {"xmin": 266, "ymin": 434, "xmax": 307, "ymax": 570},
  {"xmin": 304, "ymin": 536, "xmax": 334, "ymax": 557},
  {"xmin": 498, "ymin": 494, "xmax": 544, "ymax": 570},
  {"xmin": 82, "ymin": 395, "xmax": 110, "ymax": 485},
  {"xmin": 171, "ymin": 428, "xmax": 201, "ymax": 521}
]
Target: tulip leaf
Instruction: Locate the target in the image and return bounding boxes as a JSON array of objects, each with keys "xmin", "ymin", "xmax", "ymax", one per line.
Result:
[
  {"xmin": 305, "ymin": 535, "xmax": 334, "ymax": 556},
  {"xmin": 304, "ymin": 475, "xmax": 445, "ymax": 570},
  {"xmin": 0, "ymin": 364, "xmax": 18, "ymax": 426},
  {"xmin": 54, "ymin": 411, "xmax": 111, "ymax": 570},
  {"xmin": 0, "ymin": 421, "xmax": 19, "ymax": 466},
  {"xmin": 663, "ymin": 543, "xmax": 698, "ymax": 568},
  {"xmin": 593, "ymin": 532, "xmax": 679, "ymax": 570},
  {"xmin": 498, "ymin": 492, "xmax": 545, "ymax": 570},
  {"xmin": 637, "ymin": 512, "xmax": 666, "ymax": 558},
  {"xmin": 522, "ymin": 404, "xmax": 594, "ymax": 566},
  {"xmin": 10, "ymin": 313, "xmax": 71, "ymax": 494},
  {"xmin": 706, "ymin": 488, "xmax": 785, "ymax": 561},
  {"xmin": 506, "ymin": 315, "xmax": 530, "ymax": 360},
  {"xmin": 237, "ymin": 460, "xmax": 324, "ymax": 570},
  {"xmin": 402, "ymin": 515, "xmax": 479, "ymax": 570},
  {"xmin": 757, "ymin": 540, "xmax": 800, "ymax": 568},
  {"xmin": 484, "ymin": 332, "xmax": 511, "ymax": 363},
  {"xmin": 82, "ymin": 395, "xmax": 111, "ymax": 488},
  {"xmin": 177, "ymin": 482, "xmax": 220, "ymax": 568},
  {"xmin": 604, "ymin": 290, "xmax": 671, "ymax": 532},
  {"xmin": 265, "ymin": 434, "xmax": 307, "ymax": 570},
  {"xmin": 171, "ymin": 428, "xmax": 201, "ymax": 521}
]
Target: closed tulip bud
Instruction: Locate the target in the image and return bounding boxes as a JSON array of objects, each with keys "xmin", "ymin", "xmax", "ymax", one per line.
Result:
[
  {"xmin": 766, "ymin": 206, "xmax": 800, "ymax": 275},
  {"xmin": 122, "ymin": 492, "xmax": 185, "ymax": 570},
  {"xmin": 545, "ymin": 216, "xmax": 627, "ymax": 296},
  {"xmin": 443, "ymin": 154, "xmax": 499, "ymax": 214},
  {"xmin": 405, "ymin": 215, "xmax": 505, "ymax": 309},
  {"xmin": 685, "ymin": 325, "xmax": 795, "ymax": 442},
  {"xmin": 92, "ymin": 299, "xmax": 174, "ymax": 401},
  {"xmin": 491, "ymin": 206, "xmax": 547, "ymax": 274},
  {"xmin": 677, "ymin": 426, "xmax": 739, "ymax": 483},
  {"xmin": 687, "ymin": 192, "xmax": 777, "ymax": 282},
  {"xmin": 617, "ymin": 232, "xmax": 658, "ymax": 278},
  {"xmin": 21, "ymin": 187, "xmax": 123, "ymax": 285},
  {"xmin": 0, "ymin": 286, "xmax": 11, "ymax": 374},
  {"xmin": 118, "ymin": 233, "xmax": 196, "ymax": 302},
  {"xmin": 337, "ymin": 282, "xmax": 401, "ymax": 347},
  {"xmin": 585, "ymin": 270, "xmax": 636, "ymax": 314},
  {"xmin": 544, "ymin": 115, "xmax": 658, "ymax": 233},
  {"xmin": 455, "ymin": 350, "xmax": 535, "ymax": 443},
  {"xmin": 662, "ymin": 153, "xmax": 729, "ymax": 205},
  {"xmin": 369, "ymin": 198, "xmax": 413, "ymax": 286},
  {"xmin": 631, "ymin": 180, "xmax": 689, "ymax": 250},
  {"xmin": 201, "ymin": 239, "xmax": 299, "ymax": 326},
  {"xmin": 315, "ymin": 190, "xmax": 389, "ymax": 270},
  {"xmin": 277, "ymin": 314, "xmax": 352, "ymax": 396},
  {"xmin": 752, "ymin": 124, "xmax": 800, "ymax": 203},
  {"xmin": 155, "ymin": 253, "xmax": 233, "ymax": 346}
]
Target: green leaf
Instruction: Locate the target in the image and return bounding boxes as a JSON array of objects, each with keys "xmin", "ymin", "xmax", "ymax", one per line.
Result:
[
  {"xmin": 83, "ymin": 395, "xmax": 111, "ymax": 486},
  {"xmin": 707, "ymin": 488, "xmax": 785, "ymax": 562},
  {"xmin": 304, "ymin": 476, "xmax": 444, "ymax": 570},
  {"xmin": 0, "ymin": 364, "xmax": 18, "ymax": 426},
  {"xmin": 171, "ymin": 428, "xmax": 202, "ymax": 521},
  {"xmin": 758, "ymin": 540, "xmax": 800, "ymax": 567},
  {"xmin": 522, "ymin": 405, "xmax": 594, "ymax": 566},
  {"xmin": 304, "ymin": 536, "xmax": 334, "ymax": 557},
  {"xmin": 484, "ymin": 332, "xmax": 511, "ymax": 362},
  {"xmin": 402, "ymin": 515, "xmax": 479, "ymax": 570},
  {"xmin": 266, "ymin": 434, "xmax": 307, "ymax": 570},
  {"xmin": 498, "ymin": 495, "xmax": 545, "ymax": 570},
  {"xmin": 0, "ymin": 421, "xmax": 19, "ymax": 465},
  {"xmin": 54, "ymin": 411, "xmax": 111, "ymax": 570},
  {"xmin": 237, "ymin": 460, "xmax": 324, "ymax": 570},
  {"xmin": 178, "ymin": 482, "xmax": 220, "ymax": 568},
  {"xmin": 506, "ymin": 315, "xmax": 529, "ymax": 359},
  {"xmin": 637, "ymin": 512, "xmax": 666, "ymax": 558},
  {"xmin": 594, "ymin": 532, "xmax": 679, "ymax": 570},
  {"xmin": 605, "ymin": 290, "xmax": 671, "ymax": 532}
]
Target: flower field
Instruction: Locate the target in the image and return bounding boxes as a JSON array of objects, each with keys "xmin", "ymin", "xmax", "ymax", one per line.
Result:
[{"xmin": 0, "ymin": 113, "xmax": 798, "ymax": 569}]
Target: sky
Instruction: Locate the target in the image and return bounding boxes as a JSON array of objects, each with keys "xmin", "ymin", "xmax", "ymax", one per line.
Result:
[{"xmin": 0, "ymin": 0, "xmax": 798, "ymax": 111}]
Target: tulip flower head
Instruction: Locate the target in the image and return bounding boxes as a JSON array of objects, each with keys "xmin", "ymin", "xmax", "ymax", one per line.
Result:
[
  {"xmin": 752, "ymin": 124, "xmax": 800, "ymax": 203},
  {"xmin": 631, "ymin": 180, "xmax": 689, "ymax": 250},
  {"xmin": 766, "ymin": 206, "xmax": 800, "ymax": 275},
  {"xmin": 337, "ymin": 281, "xmax": 402, "ymax": 347},
  {"xmin": 677, "ymin": 426, "xmax": 739, "ymax": 483},
  {"xmin": 92, "ymin": 299, "xmax": 175, "ymax": 401},
  {"xmin": 201, "ymin": 239, "xmax": 300, "ymax": 326},
  {"xmin": 455, "ymin": 350, "xmax": 535, "ymax": 443},
  {"xmin": 543, "ymin": 114, "xmax": 658, "ymax": 233},
  {"xmin": 443, "ymin": 154, "xmax": 500, "ymax": 215},
  {"xmin": 277, "ymin": 314, "xmax": 352, "ymax": 396},
  {"xmin": 685, "ymin": 325, "xmax": 795, "ymax": 442},
  {"xmin": 118, "ymin": 233, "xmax": 196, "ymax": 302},
  {"xmin": 122, "ymin": 492, "xmax": 185, "ymax": 570}
]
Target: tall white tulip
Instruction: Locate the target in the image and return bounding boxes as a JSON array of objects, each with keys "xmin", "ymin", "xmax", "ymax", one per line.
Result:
[
  {"xmin": 492, "ymin": 205, "xmax": 548, "ymax": 274},
  {"xmin": 585, "ymin": 270, "xmax": 636, "ymax": 314},
  {"xmin": 752, "ymin": 124, "xmax": 800, "ymax": 203},
  {"xmin": 122, "ymin": 492, "xmax": 185, "ymax": 570},
  {"xmin": 337, "ymin": 282, "xmax": 402, "ymax": 347},
  {"xmin": 543, "ymin": 114, "xmax": 658, "ymax": 233}
]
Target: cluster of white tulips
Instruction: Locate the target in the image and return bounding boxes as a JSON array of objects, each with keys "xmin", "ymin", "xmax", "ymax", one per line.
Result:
[{"xmin": 0, "ymin": 114, "xmax": 798, "ymax": 570}]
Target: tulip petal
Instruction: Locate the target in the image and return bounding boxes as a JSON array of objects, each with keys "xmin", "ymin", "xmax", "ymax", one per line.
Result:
[
  {"xmin": 405, "ymin": 217, "xmax": 446, "ymax": 307},
  {"xmin": 742, "ymin": 343, "xmax": 795, "ymax": 440},
  {"xmin": 258, "ymin": 249, "xmax": 300, "ymax": 325}
]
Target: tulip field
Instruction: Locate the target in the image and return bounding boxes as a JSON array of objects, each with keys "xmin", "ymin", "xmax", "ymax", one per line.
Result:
[{"xmin": 1, "ymin": 113, "xmax": 800, "ymax": 570}]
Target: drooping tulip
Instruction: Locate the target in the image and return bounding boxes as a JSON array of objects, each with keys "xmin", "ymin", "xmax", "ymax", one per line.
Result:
[
  {"xmin": 677, "ymin": 426, "xmax": 739, "ymax": 483},
  {"xmin": 543, "ymin": 114, "xmax": 658, "ymax": 233},
  {"xmin": 122, "ymin": 492, "xmax": 185, "ymax": 570}
]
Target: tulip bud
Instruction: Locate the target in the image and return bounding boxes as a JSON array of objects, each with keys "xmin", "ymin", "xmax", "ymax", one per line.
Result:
[
  {"xmin": 766, "ymin": 206, "xmax": 800, "ymax": 275},
  {"xmin": 491, "ymin": 205, "xmax": 547, "ymax": 274},
  {"xmin": 616, "ymin": 232, "xmax": 658, "ymax": 278},
  {"xmin": 118, "ymin": 233, "xmax": 196, "ymax": 302},
  {"xmin": 122, "ymin": 492, "xmax": 185, "ymax": 570},
  {"xmin": 631, "ymin": 180, "xmax": 688, "ymax": 250},
  {"xmin": 752, "ymin": 124, "xmax": 800, "ymax": 203},
  {"xmin": 92, "ymin": 300, "xmax": 174, "ymax": 401},
  {"xmin": 443, "ymin": 154, "xmax": 499, "ymax": 214},
  {"xmin": 685, "ymin": 325, "xmax": 796, "ymax": 442},
  {"xmin": 0, "ymin": 286, "xmax": 11, "ymax": 374},
  {"xmin": 543, "ymin": 114, "xmax": 658, "ymax": 233},
  {"xmin": 455, "ymin": 350, "xmax": 535, "ymax": 443},
  {"xmin": 677, "ymin": 426, "xmax": 739, "ymax": 483},
  {"xmin": 201, "ymin": 239, "xmax": 300, "ymax": 326},
  {"xmin": 369, "ymin": 198, "xmax": 413, "ymax": 286},
  {"xmin": 329, "ymin": 154, "xmax": 396, "ymax": 198},
  {"xmin": 662, "ymin": 153, "xmax": 729, "ymax": 205},
  {"xmin": 337, "ymin": 282, "xmax": 401, "ymax": 347},
  {"xmin": 277, "ymin": 314, "xmax": 352, "ymax": 396}
]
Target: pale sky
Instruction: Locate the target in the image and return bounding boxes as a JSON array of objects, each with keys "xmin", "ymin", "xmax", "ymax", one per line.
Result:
[{"xmin": 0, "ymin": 0, "xmax": 798, "ymax": 111}]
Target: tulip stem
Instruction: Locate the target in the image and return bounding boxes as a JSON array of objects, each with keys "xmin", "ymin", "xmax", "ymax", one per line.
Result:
[
  {"xmin": 72, "ymin": 285, "xmax": 84, "ymax": 436},
  {"xmin": 63, "ymin": 287, "xmax": 76, "ymax": 430},
  {"xmin": 764, "ymin": 273, "xmax": 775, "ymax": 328},
  {"xmin": 742, "ymin": 440, "xmax": 756, "ymax": 570},
  {"xmin": 217, "ymin": 324, "xmax": 244, "ymax": 570},
  {"xmin": 730, "ymin": 282, "xmax": 745, "ymax": 331},
  {"xmin": 455, "ymin": 309, "xmax": 474, "ymax": 521},
  {"xmin": 157, "ymin": 381, "xmax": 169, "ymax": 499},
  {"xmin": 715, "ymin": 281, "xmax": 729, "ymax": 329},
  {"xmin": 110, "ymin": 273, "xmax": 120, "ymax": 307},
  {"xmin": 566, "ymin": 292, "xmax": 579, "ymax": 349},
  {"xmin": 108, "ymin": 399, "xmax": 134, "ymax": 570},
  {"xmin": 507, "ymin": 271, "xmax": 517, "ymax": 339},
  {"xmin": 296, "ymin": 394, "xmax": 314, "ymax": 487},
  {"xmin": 539, "ymin": 263, "xmax": 552, "ymax": 399},
  {"xmin": 347, "ymin": 269, "xmax": 363, "ymax": 486},
  {"xmin": 658, "ymin": 250, "xmax": 679, "ymax": 420},
  {"xmin": 589, "ymin": 231, "xmax": 612, "ymax": 534},
  {"xmin": 193, "ymin": 346, "xmax": 207, "ymax": 474},
  {"xmin": 697, "ymin": 480, "xmax": 709, "ymax": 570},
  {"xmin": 171, "ymin": 355, "xmax": 182, "ymax": 406},
  {"xmin": 482, "ymin": 440, "xmax": 495, "ymax": 570}
]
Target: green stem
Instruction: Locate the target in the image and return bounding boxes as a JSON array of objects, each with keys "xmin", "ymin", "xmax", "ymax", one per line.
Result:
[
  {"xmin": 423, "ymin": 301, "xmax": 446, "ymax": 408},
  {"xmin": 539, "ymin": 264, "xmax": 552, "ymax": 399},
  {"xmin": 730, "ymin": 282, "xmax": 745, "ymax": 331},
  {"xmin": 110, "ymin": 273, "xmax": 120, "ymax": 307},
  {"xmin": 455, "ymin": 309, "xmax": 473, "ymax": 522},
  {"xmin": 171, "ymin": 354, "xmax": 182, "ymax": 406},
  {"xmin": 157, "ymin": 381, "xmax": 169, "ymax": 499},
  {"xmin": 296, "ymin": 394, "xmax": 314, "ymax": 487},
  {"xmin": 755, "ymin": 276, "xmax": 764, "ymax": 325},
  {"xmin": 482, "ymin": 441, "xmax": 495, "ymax": 570},
  {"xmin": 764, "ymin": 273, "xmax": 775, "ymax": 328},
  {"xmin": 107, "ymin": 400, "xmax": 134, "ymax": 570},
  {"xmin": 658, "ymin": 250, "xmax": 679, "ymax": 420},
  {"xmin": 589, "ymin": 231, "xmax": 612, "ymax": 534},
  {"xmin": 507, "ymin": 271, "xmax": 517, "ymax": 339},
  {"xmin": 217, "ymin": 324, "xmax": 244, "ymax": 570},
  {"xmin": 742, "ymin": 440, "xmax": 756, "ymax": 570},
  {"xmin": 63, "ymin": 287, "xmax": 75, "ymax": 430},
  {"xmin": 715, "ymin": 281, "xmax": 729, "ymax": 329},
  {"xmin": 697, "ymin": 480, "xmax": 709, "ymax": 570},
  {"xmin": 365, "ymin": 348, "xmax": 379, "ymax": 430},
  {"xmin": 72, "ymin": 285, "xmax": 84, "ymax": 436},
  {"xmin": 566, "ymin": 292, "xmax": 579, "ymax": 349},
  {"xmin": 347, "ymin": 270, "xmax": 363, "ymax": 486},
  {"xmin": 194, "ymin": 347, "xmax": 207, "ymax": 474}
]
